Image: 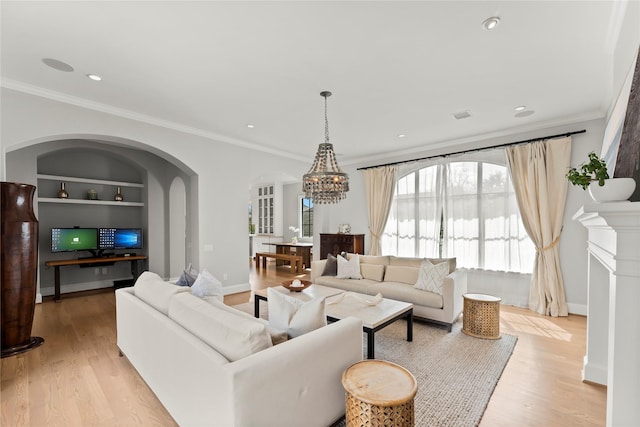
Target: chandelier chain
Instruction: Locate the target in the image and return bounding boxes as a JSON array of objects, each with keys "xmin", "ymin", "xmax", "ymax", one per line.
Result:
[{"xmin": 324, "ymin": 95, "xmax": 330, "ymax": 144}]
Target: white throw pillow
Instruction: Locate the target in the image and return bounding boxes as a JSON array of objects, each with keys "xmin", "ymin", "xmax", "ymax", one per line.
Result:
[
  {"xmin": 337, "ymin": 253, "xmax": 362, "ymax": 279},
  {"xmin": 191, "ymin": 269, "xmax": 223, "ymax": 301},
  {"xmin": 414, "ymin": 260, "xmax": 449, "ymax": 295},
  {"xmin": 267, "ymin": 288, "xmax": 327, "ymax": 338}
]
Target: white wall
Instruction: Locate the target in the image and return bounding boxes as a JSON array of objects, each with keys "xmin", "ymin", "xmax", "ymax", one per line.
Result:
[
  {"xmin": 304, "ymin": 118, "xmax": 604, "ymax": 314},
  {"xmin": 1, "ymin": 88, "xmax": 302, "ymax": 296}
]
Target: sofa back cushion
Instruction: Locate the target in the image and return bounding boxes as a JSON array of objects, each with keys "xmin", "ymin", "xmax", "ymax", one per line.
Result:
[
  {"xmin": 388, "ymin": 256, "xmax": 456, "ymax": 274},
  {"xmin": 383, "ymin": 265, "xmax": 420, "ymax": 285},
  {"xmin": 168, "ymin": 292, "xmax": 272, "ymax": 362},
  {"xmin": 134, "ymin": 271, "xmax": 190, "ymax": 315},
  {"xmin": 360, "ymin": 263, "xmax": 385, "ymax": 282},
  {"xmin": 359, "ymin": 255, "xmax": 390, "ymax": 266},
  {"xmin": 205, "ymin": 298, "xmax": 288, "ymax": 345},
  {"xmin": 388, "ymin": 256, "xmax": 424, "ymax": 268}
]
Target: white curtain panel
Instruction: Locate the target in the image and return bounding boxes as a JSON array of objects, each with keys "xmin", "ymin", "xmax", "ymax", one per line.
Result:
[
  {"xmin": 363, "ymin": 165, "xmax": 397, "ymax": 256},
  {"xmin": 505, "ymin": 137, "xmax": 571, "ymax": 317},
  {"xmin": 417, "ymin": 165, "xmax": 443, "ymax": 258}
]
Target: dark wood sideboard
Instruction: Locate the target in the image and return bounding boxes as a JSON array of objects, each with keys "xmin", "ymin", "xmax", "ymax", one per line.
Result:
[{"xmin": 319, "ymin": 233, "xmax": 365, "ymax": 259}]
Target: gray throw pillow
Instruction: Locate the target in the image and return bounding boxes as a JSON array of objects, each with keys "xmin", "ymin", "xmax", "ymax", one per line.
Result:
[
  {"xmin": 176, "ymin": 264, "xmax": 198, "ymax": 286},
  {"xmin": 322, "ymin": 254, "xmax": 338, "ymax": 276}
]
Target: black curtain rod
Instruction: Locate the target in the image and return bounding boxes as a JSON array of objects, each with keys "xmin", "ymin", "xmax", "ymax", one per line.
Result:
[{"xmin": 357, "ymin": 129, "xmax": 587, "ymax": 171}]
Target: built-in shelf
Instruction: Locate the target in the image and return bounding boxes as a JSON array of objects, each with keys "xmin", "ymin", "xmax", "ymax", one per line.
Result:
[
  {"xmin": 37, "ymin": 174, "xmax": 144, "ymax": 188},
  {"xmin": 36, "ymin": 174, "xmax": 144, "ymax": 206},
  {"xmin": 38, "ymin": 197, "xmax": 144, "ymax": 207}
]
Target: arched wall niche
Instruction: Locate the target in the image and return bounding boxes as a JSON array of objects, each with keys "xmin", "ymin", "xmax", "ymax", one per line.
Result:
[{"xmin": 5, "ymin": 135, "xmax": 198, "ymax": 300}]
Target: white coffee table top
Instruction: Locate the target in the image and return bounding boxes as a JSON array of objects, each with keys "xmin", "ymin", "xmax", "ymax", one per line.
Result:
[{"xmin": 325, "ymin": 292, "xmax": 413, "ymax": 329}]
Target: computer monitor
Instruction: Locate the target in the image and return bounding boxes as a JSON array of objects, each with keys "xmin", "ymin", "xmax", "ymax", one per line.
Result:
[
  {"xmin": 50, "ymin": 228, "xmax": 99, "ymax": 253},
  {"xmin": 99, "ymin": 228, "xmax": 143, "ymax": 250}
]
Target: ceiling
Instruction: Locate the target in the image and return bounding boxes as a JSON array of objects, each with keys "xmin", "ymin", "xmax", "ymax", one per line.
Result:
[{"xmin": 1, "ymin": 1, "xmax": 623, "ymax": 166}]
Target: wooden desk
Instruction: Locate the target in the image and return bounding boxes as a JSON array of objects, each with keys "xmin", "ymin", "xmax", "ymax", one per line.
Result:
[
  {"xmin": 45, "ymin": 255, "xmax": 147, "ymax": 301},
  {"xmin": 262, "ymin": 242, "xmax": 313, "ymax": 269}
]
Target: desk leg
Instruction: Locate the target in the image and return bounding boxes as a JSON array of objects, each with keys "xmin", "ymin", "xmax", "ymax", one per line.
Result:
[
  {"xmin": 130, "ymin": 259, "xmax": 140, "ymax": 280},
  {"xmin": 54, "ymin": 266, "xmax": 61, "ymax": 302}
]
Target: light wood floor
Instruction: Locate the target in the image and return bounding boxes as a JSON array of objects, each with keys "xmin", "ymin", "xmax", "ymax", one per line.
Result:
[{"xmin": 1, "ymin": 261, "xmax": 606, "ymax": 426}]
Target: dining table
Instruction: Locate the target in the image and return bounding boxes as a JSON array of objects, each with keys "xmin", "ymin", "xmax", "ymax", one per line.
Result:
[{"xmin": 262, "ymin": 241, "xmax": 313, "ymax": 269}]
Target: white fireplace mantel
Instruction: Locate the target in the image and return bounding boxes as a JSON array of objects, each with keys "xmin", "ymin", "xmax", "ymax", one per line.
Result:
[{"xmin": 573, "ymin": 202, "xmax": 640, "ymax": 427}]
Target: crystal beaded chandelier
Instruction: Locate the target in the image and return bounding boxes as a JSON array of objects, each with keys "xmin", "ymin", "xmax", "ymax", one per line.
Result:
[{"xmin": 302, "ymin": 91, "xmax": 349, "ymax": 204}]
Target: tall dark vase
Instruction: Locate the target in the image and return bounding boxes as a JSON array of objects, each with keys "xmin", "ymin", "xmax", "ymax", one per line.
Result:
[{"xmin": 1, "ymin": 182, "xmax": 44, "ymax": 358}]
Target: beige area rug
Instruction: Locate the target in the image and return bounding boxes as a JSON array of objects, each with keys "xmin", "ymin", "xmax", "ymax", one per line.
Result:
[{"xmin": 233, "ymin": 302, "xmax": 517, "ymax": 427}]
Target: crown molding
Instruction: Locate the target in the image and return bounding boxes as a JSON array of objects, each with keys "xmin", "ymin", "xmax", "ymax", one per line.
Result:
[
  {"xmin": 345, "ymin": 110, "xmax": 606, "ymax": 168},
  {"xmin": 1, "ymin": 78, "xmax": 309, "ymax": 163}
]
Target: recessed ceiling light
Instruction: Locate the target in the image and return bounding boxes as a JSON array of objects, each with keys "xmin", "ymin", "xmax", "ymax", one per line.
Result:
[
  {"xmin": 87, "ymin": 74, "xmax": 102, "ymax": 81},
  {"xmin": 42, "ymin": 58, "xmax": 74, "ymax": 72},
  {"xmin": 515, "ymin": 110, "xmax": 535, "ymax": 118},
  {"xmin": 482, "ymin": 17, "xmax": 500, "ymax": 30},
  {"xmin": 247, "ymin": 124, "xmax": 255, "ymax": 129},
  {"xmin": 398, "ymin": 134, "xmax": 406, "ymax": 138},
  {"xmin": 453, "ymin": 111, "xmax": 472, "ymax": 120},
  {"xmin": 514, "ymin": 105, "xmax": 526, "ymax": 111}
]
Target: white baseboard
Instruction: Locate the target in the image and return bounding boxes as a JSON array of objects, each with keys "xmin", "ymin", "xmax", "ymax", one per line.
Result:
[
  {"xmin": 583, "ymin": 355, "xmax": 607, "ymax": 385},
  {"xmin": 223, "ymin": 282, "xmax": 251, "ymax": 295},
  {"xmin": 567, "ymin": 303, "xmax": 587, "ymax": 316},
  {"xmin": 39, "ymin": 277, "xmax": 133, "ymax": 297}
]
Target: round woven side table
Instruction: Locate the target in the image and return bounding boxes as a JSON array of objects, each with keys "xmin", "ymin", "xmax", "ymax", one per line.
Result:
[
  {"xmin": 462, "ymin": 293, "xmax": 502, "ymax": 339},
  {"xmin": 342, "ymin": 360, "xmax": 417, "ymax": 427}
]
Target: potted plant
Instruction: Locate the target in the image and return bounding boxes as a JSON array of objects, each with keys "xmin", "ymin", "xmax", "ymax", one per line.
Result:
[
  {"xmin": 566, "ymin": 151, "xmax": 609, "ymax": 190},
  {"xmin": 566, "ymin": 151, "xmax": 635, "ymax": 201}
]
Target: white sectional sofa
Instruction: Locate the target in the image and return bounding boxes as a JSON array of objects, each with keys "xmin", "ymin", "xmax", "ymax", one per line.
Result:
[
  {"xmin": 116, "ymin": 272, "xmax": 363, "ymax": 427},
  {"xmin": 311, "ymin": 255, "xmax": 467, "ymax": 331}
]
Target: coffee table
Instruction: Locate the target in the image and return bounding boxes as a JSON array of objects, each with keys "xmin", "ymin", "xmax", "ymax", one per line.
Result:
[{"xmin": 254, "ymin": 284, "xmax": 413, "ymax": 359}]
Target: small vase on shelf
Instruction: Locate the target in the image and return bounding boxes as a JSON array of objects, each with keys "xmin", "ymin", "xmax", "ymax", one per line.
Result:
[
  {"xmin": 114, "ymin": 187, "xmax": 124, "ymax": 202},
  {"xmin": 87, "ymin": 189, "xmax": 98, "ymax": 200},
  {"xmin": 57, "ymin": 182, "xmax": 68, "ymax": 199},
  {"xmin": 291, "ymin": 236, "xmax": 298, "ymax": 244}
]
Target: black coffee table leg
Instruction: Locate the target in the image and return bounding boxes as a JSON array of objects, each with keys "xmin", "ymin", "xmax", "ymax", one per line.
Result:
[{"xmin": 367, "ymin": 330, "xmax": 375, "ymax": 359}]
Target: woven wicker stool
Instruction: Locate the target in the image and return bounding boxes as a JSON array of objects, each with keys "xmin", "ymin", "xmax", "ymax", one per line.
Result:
[
  {"xmin": 462, "ymin": 293, "xmax": 502, "ymax": 339},
  {"xmin": 342, "ymin": 360, "xmax": 417, "ymax": 427}
]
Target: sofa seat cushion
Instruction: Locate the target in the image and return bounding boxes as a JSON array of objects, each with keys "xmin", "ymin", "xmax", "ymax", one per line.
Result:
[
  {"xmin": 368, "ymin": 281, "xmax": 443, "ymax": 309},
  {"xmin": 168, "ymin": 292, "xmax": 272, "ymax": 362},
  {"xmin": 134, "ymin": 271, "xmax": 190, "ymax": 315},
  {"xmin": 315, "ymin": 276, "xmax": 379, "ymax": 293}
]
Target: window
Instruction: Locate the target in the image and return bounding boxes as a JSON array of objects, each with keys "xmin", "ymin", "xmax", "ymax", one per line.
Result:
[
  {"xmin": 381, "ymin": 159, "xmax": 534, "ymax": 273},
  {"xmin": 299, "ymin": 196, "xmax": 313, "ymax": 238},
  {"xmin": 258, "ymin": 185, "xmax": 274, "ymax": 234}
]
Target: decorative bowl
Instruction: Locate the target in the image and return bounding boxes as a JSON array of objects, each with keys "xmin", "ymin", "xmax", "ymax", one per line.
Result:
[{"xmin": 281, "ymin": 279, "xmax": 312, "ymax": 292}]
